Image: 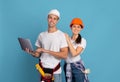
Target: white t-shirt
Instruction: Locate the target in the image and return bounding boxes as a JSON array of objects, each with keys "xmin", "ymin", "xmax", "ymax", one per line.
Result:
[
  {"xmin": 35, "ymin": 30, "xmax": 68, "ymax": 74},
  {"xmin": 66, "ymin": 38, "xmax": 86, "ymax": 63}
]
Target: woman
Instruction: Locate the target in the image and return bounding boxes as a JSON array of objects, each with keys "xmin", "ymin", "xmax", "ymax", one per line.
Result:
[{"xmin": 64, "ymin": 18, "xmax": 89, "ymax": 82}]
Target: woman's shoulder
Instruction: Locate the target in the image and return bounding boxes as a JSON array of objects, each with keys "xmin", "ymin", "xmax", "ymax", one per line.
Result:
[
  {"xmin": 77, "ymin": 37, "xmax": 87, "ymax": 48},
  {"xmin": 82, "ymin": 37, "xmax": 86, "ymax": 42}
]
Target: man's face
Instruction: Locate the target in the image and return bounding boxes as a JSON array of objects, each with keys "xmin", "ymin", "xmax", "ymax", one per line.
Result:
[{"xmin": 48, "ymin": 14, "xmax": 59, "ymax": 27}]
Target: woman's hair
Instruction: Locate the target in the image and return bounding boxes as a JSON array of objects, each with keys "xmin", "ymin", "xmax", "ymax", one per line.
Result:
[{"xmin": 75, "ymin": 34, "xmax": 82, "ymax": 44}]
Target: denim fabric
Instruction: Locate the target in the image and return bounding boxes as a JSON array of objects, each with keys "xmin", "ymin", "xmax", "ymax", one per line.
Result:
[
  {"xmin": 39, "ymin": 74, "xmax": 62, "ymax": 82},
  {"xmin": 54, "ymin": 74, "xmax": 62, "ymax": 82},
  {"xmin": 71, "ymin": 63, "xmax": 85, "ymax": 82},
  {"xmin": 64, "ymin": 63, "xmax": 86, "ymax": 82}
]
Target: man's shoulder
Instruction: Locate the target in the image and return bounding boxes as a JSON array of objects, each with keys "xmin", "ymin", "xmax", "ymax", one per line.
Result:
[
  {"xmin": 38, "ymin": 31, "xmax": 47, "ymax": 35},
  {"xmin": 57, "ymin": 30, "xmax": 64, "ymax": 35}
]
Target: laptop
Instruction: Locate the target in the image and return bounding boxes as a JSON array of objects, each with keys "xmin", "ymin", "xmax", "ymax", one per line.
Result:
[{"xmin": 18, "ymin": 37, "xmax": 34, "ymax": 52}]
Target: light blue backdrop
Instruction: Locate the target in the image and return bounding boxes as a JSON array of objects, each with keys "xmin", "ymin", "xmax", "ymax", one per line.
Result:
[{"xmin": 0, "ymin": 0, "xmax": 120, "ymax": 82}]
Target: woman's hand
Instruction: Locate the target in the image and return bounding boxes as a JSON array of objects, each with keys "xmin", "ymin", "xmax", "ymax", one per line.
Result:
[
  {"xmin": 64, "ymin": 33, "xmax": 70, "ymax": 42},
  {"xmin": 64, "ymin": 33, "xmax": 69, "ymax": 38}
]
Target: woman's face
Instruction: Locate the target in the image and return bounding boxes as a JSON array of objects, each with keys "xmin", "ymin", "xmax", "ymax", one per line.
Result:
[{"xmin": 71, "ymin": 24, "xmax": 82, "ymax": 35}]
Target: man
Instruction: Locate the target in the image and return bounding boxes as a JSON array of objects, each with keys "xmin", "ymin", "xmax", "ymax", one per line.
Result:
[{"xmin": 26, "ymin": 9, "xmax": 68, "ymax": 82}]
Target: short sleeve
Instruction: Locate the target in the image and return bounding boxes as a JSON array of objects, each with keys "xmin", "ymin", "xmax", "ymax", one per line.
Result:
[
  {"xmin": 78, "ymin": 38, "xmax": 86, "ymax": 49},
  {"xmin": 35, "ymin": 34, "xmax": 42, "ymax": 47}
]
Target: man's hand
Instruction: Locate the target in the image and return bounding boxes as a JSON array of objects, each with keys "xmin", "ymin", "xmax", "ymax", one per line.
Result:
[
  {"xmin": 25, "ymin": 48, "xmax": 34, "ymax": 54},
  {"xmin": 25, "ymin": 48, "xmax": 40, "ymax": 57}
]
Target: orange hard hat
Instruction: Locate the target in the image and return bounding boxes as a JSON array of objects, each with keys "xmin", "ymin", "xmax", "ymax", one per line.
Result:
[{"xmin": 70, "ymin": 18, "xmax": 84, "ymax": 28}]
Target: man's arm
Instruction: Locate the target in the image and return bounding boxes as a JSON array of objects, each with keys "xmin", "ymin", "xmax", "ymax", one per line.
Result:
[{"xmin": 42, "ymin": 47, "xmax": 68, "ymax": 59}]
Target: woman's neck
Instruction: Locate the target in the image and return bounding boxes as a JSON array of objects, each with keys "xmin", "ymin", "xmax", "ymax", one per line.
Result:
[{"xmin": 71, "ymin": 34, "xmax": 78, "ymax": 40}]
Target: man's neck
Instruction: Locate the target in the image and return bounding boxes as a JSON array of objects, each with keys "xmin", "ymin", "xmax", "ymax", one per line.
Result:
[{"xmin": 48, "ymin": 26, "xmax": 58, "ymax": 33}]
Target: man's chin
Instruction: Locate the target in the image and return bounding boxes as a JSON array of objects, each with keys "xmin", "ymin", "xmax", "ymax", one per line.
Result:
[{"xmin": 49, "ymin": 24, "xmax": 55, "ymax": 27}]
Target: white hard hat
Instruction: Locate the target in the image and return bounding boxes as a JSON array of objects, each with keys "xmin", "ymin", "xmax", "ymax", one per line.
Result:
[{"xmin": 48, "ymin": 9, "xmax": 60, "ymax": 18}]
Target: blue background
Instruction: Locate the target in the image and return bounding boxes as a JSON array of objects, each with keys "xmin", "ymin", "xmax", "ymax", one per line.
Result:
[{"xmin": 0, "ymin": 0, "xmax": 120, "ymax": 82}]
